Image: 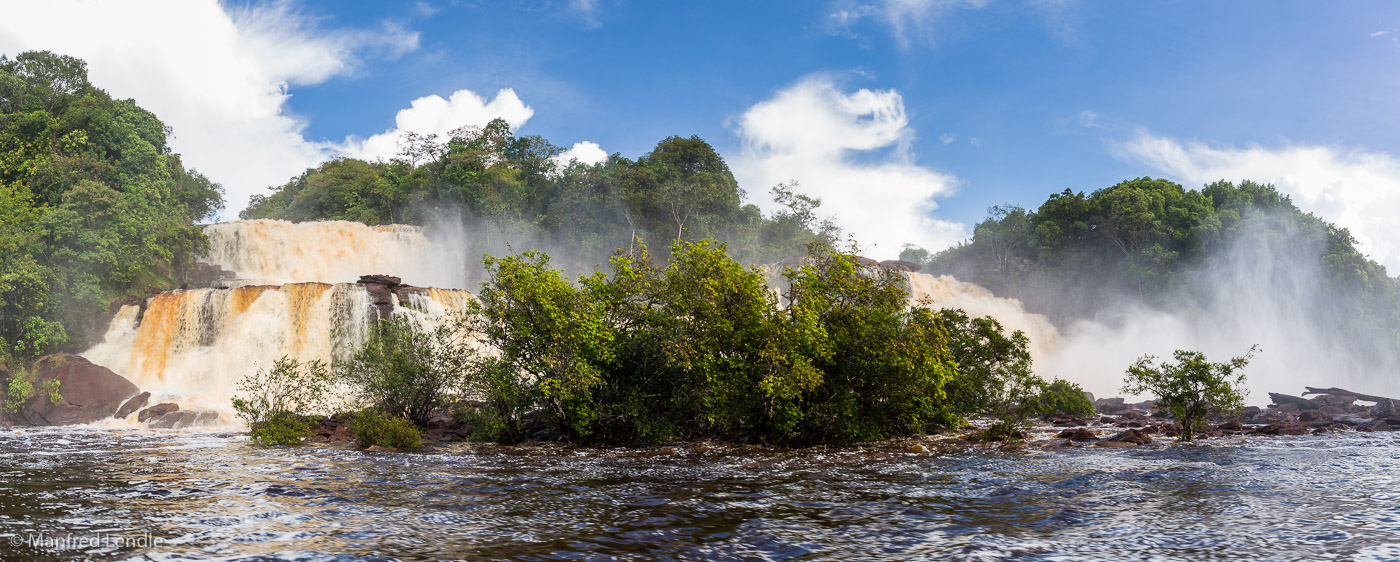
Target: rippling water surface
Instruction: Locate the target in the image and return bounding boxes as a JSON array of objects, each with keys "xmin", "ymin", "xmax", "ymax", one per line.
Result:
[{"xmin": 0, "ymin": 428, "xmax": 1397, "ymax": 561}]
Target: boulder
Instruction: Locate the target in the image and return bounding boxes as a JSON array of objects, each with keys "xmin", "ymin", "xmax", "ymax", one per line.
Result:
[
  {"xmin": 1217, "ymin": 421, "xmax": 1243, "ymax": 432},
  {"xmin": 850, "ymin": 256, "xmax": 879, "ymax": 267},
  {"xmin": 18, "ymin": 354, "xmax": 139, "ymax": 426},
  {"xmin": 1373, "ymin": 399, "xmax": 1398, "ymax": 418},
  {"xmin": 878, "ymin": 259, "xmax": 922, "ymax": 273},
  {"xmin": 137, "ymin": 403, "xmax": 180, "ymax": 423},
  {"xmin": 114, "ymin": 391, "xmax": 151, "ymax": 419},
  {"xmin": 148, "ymin": 410, "xmax": 219, "ymax": 429},
  {"xmin": 357, "ymin": 274, "xmax": 402, "ymax": 287},
  {"xmin": 1054, "ymin": 428, "xmax": 1099, "ymax": 442},
  {"xmin": 1104, "ymin": 428, "xmax": 1153, "ymax": 445},
  {"xmin": 1094, "ymin": 440, "xmax": 1138, "ymax": 447},
  {"xmin": 1357, "ymin": 419, "xmax": 1393, "ymax": 432},
  {"xmin": 1251, "ymin": 421, "xmax": 1307, "ymax": 436}
]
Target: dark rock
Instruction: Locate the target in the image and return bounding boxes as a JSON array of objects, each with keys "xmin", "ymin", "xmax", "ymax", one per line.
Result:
[
  {"xmin": 1357, "ymin": 419, "xmax": 1393, "ymax": 432},
  {"xmin": 1098, "ymin": 416, "xmax": 1116, "ymax": 425},
  {"xmin": 1094, "ymin": 397, "xmax": 1126, "ymax": 413},
  {"xmin": 878, "ymin": 259, "xmax": 922, "ymax": 273},
  {"xmin": 1242, "ymin": 406, "xmax": 1261, "ymax": 418},
  {"xmin": 1276, "ymin": 402, "xmax": 1301, "ymax": 414},
  {"xmin": 1331, "ymin": 413, "xmax": 1371, "ymax": 426},
  {"xmin": 1319, "ymin": 406, "xmax": 1347, "ymax": 416},
  {"xmin": 1269, "ymin": 392, "xmax": 1322, "ymax": 411},
  {"xmin": 1217, "ymin": 421, "xmax": 1243, "ymax": 431},
  {"xmin": 1299, "ymin": 410, "xmax": 1324, "ymax": 422},
  {"xmin": 850, "ymin": 256, "xmax": 879, "ymax": 267},
  {"xmin": 114, "ymin": 392, "xmax": 150, "ymax": 419},
  {"xmin": 1372, "ymin": 399, "xmax": 1398, "ymax": 418},
  {"xmin": 19, "ymin": 354, "xmax": 140, "ymax": 426},
  {"xmin": 1252, "ymin": 421, "xmax": 1307, "ymax": 436},
  {"xmin": 148, "ymin": 411, "xmax": 184, "ymax": 429},
  {"xmin": 357, "ymin": 274, "xmax": 402, "ymax": 287},
  {"xmin": 1104, "ymin": 428, "xmax": 1153, "ymax": 445},
  {"xmin": 1054, "ymin": 428, "xmax": 1098, "ymax": 442},
  {"xmin": 137, "ymin": 403, "xmax": 180, "ymax": 423}
]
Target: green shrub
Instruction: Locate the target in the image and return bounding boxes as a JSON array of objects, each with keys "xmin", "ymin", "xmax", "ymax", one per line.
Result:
[
  {"xmin": 3, "ymin": 368, "xmax": 60, "ymax": 416},
  {"xmin": 348, "ymin": 409, "xmax": 422, "ymax": 450},
  {"xmin": 1123, "ymin": 346, "xmax": 1255, "ymax": 442},
  {"xmin": 232, "ymin": 357, "xmax": 331, "ymax": 445},
  {"xmin": 248, "ymin": 410, "xmax": 314, "ymax": 446},
  {"xmin": 1032, "ymin": 379, "xmax": 1096, "ymax": 418},
  {"xmin": 338, "ymin": 315, "xmax": 475, "ymax": 426}
]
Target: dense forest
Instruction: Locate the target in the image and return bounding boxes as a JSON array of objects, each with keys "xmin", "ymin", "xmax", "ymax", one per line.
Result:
[
  {"xmin": 240, "ymin": 120, "xmax": 838, "ymax": 274},
  {"xmin": 901, "ymin": 178, "xmax": 1400, "ymax": 367},
  {"xmin": 0, "ymin": 51, "xmax": 224, "ymax": 366}
]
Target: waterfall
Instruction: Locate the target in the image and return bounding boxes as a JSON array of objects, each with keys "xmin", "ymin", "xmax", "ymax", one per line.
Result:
[
  {"xmin": 904, "ymin": 271, "xmax": 1063, "ymax": 366},
  {"xmin": 200, "ymin": 219, "xmax": 468, "ymax": 289},
  {"xmin": 80, "ymin": 220, "xmax": 477, "ymax": 421}
]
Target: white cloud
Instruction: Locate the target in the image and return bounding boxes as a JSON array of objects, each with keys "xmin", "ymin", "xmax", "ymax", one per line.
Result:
[
  {"xmin": 939, "ymin": 132, "xmax": 956, "ymax": 144},
  {"xmin": 1078, "ymin": 109, "xmax": 1102, "ymax": 128},
  {"xmin": 730, "ymin": 74, "xmax": 967, "ymax": 259},
  {"xmin": 570, "ymin": 0, "xmax": 603, "ymax": 28},
  {"xmin": 1117, "ymin": 131, "xmax": 1400, "ymax": 271},
  {"xmin": 327, "ymin": 89, "xmax": 534, "ymax": 162},
  {"xmin": 0, "ymin": 0, "xmax": 420, "ymax": 220},
  {"xmin": 826, "ymin": 0, "xmax": 990, "ymax": 46},
  {"xmin": 552, "ymin": 141, "xmax": 608, "ymax": 169}
]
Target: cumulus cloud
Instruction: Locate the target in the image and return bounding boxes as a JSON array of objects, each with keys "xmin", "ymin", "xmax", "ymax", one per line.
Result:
[
  {"xmin": 730, "ymin": 74, "xmax": 967, "ymax": 259},
  {"xmin": 552, "ymin": 141, "xmax": 608, "ymax": 169},
  {"xmin": 327, "ymin": 89, "xmax": 535, "ymax": 162},
  {"xmin": 1117, "ymin": 131, "xmax": 1400, "ymax": 271},
  {"xmin": 0, "ymin": 0, "xmax": 420, "ymax": 219}
]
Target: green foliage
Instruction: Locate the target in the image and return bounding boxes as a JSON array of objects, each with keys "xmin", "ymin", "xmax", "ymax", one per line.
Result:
[
  {"xmin": 338, "ymin": 314, "xmax": 475, "ymax": 426},
  {"xmin": 0, "ymin": 51, "xmax": 224, "ymax": 362},
  {"xmin": 1, "ymin": 368, "xmax": 60, "ymax": 417},
  {"xmin": 240, "ymin": 121, "xmax": 833, "ymax": 273},
  {"xmin": 467, "ymin": 240, "xmax": 965, "ymax": 445},
  {"xmin": 1031, "ymin": 379, "xmax": 1096, "ymax": 418},
  {"xmin": 348, "ymin": 408, "xmax": 423, "ymax": 450},
  {"xmin": 231, "ymin": 357, "xmax": 332, "ymax": 445},
  {"xmin": 1122, "ymin": 346, "xmax": 1255, "ymax": 442}
]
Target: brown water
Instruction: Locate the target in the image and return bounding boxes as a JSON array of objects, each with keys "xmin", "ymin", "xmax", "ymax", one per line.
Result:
[{"xmin": 0, "ymin": 428, "xmax": 1397, "ymax": 561}]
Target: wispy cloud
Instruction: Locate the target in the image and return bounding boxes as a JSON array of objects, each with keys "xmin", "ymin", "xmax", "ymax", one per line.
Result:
[
  {"xmin": 1116, "ymin": 131, "xmax": 1400, "ymax": 271},
  {"xmin": 729, "ymin": 74, "xmax": 967, "ymax": 257},
  {"xmin": 939, "ymin": 132, "xmax": 956, "ymax": 144},
  {"xmin": 0, "ymin": 0, "xmax": 423, "ymax": 219}
]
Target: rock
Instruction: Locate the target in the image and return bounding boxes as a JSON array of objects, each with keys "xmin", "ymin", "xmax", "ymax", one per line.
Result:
[
  {"xmin": 1062, "ymin": 428, "xmax": 1098, "ymax": 442},
  {"xmin": 1252, "ymin": 421, "xmax": 1307, "ymax": 436},
  {"xmin": 357, "ymin": 274, "xmax": 402, "ymax": 287},
  {"xmin": 905, "ymin": 443, "xmax": 930, "ymax": 454},
  {"xmin": 1104, "ymin": 428, "xmax": 1153, "ymax": 445},
  {"xmin": 1094, "ymin": 397, "xmax": 1126, "ymax": 413},
  {"xmin": 364, "ymin": 445, "xmax": 402, "ymax": 453},
  {"xmin": 1372, "ymin": 399, "xmax": 1398, "ymax": 418},
  {"xmin": 1319, "ymin": 406, "xmax": 1347, "ymax": 416},
  {"xmin": 1269, "ymin": 392, "xmax": 1322, "ymax": 411},
  {"xmin": 1094, "ymin": 440, "xmax": 1138, "ymax": 447},
  {"xmin": 19, "ymin": 354, "xmax": 140, "ymax": 426},
  {"xmin": 1242, "ymin": 406, "xmax": 1261, "ymax": 418},
  {"xmin": 1217, "ymin": 421, "xmax": 1243, "ymax": 432},
  {"xmin": 850, "ymin": 256, "xmax": 879, "ymax": 267},
  {"xmin": 1331, "ymin": 413, "xmax": 1370, "ymax": 426},
  {"xmin": 114, "ymin": 391, "xmax": 151, "ymax": 419},
  {"xmin": 137, "ymin": 403, "xmax": 180, "ymax": 423},
  {"xmin": 878, "ymin": 259, "xmax": 922, "ymax": 273},
  {"xmin": 1357, "ymin": 419, "xmax": 1393, "ymax": 432},
  {"xmin": 998, "ymin": 442, "xmax": 1027, "ymax": 451}
]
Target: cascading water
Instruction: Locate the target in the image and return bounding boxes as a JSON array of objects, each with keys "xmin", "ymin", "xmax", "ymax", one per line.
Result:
[
  {"xmin": 903, "ymin": 271, "xmax": 1062, "ymax": 364},
  {"xmin": 200, "ymin": 219, "xmax": 468, "ymax": 288},
  {"xmin": 80, "ymin": 220, "xmax": 476, "ymax": 424}
]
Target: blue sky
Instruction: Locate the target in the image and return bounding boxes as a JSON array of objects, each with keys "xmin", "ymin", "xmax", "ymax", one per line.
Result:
[{"xmin": 2, "ymin": 0, "xmax": 1399, "ymax": 262}]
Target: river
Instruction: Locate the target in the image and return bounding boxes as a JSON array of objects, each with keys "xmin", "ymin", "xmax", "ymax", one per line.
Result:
[{"xmin": 0, "ymin": 428, "xmax": 1396, "ymax": 561}]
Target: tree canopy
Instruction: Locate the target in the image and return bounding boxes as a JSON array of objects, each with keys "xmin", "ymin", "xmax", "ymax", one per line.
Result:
[{"xmin": 0, "ymin": 51, "xmax": 224, "ymax": 366}]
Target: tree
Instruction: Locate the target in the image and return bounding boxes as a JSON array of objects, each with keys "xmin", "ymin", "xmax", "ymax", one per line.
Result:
[
  {"xmin": 338, "ymin": 314, "xmax": 476, "ymax": 426},
  {"xmin": 1122, "ymin": 346, "xmax": 1256, "ymax": 441}
]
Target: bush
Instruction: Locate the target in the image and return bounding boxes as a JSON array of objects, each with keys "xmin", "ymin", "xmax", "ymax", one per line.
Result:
[
  {"xmin": 338, "ymin": 314, "xmax": 476, "ymax": 426},
  {"xmin": 232, "ymin": 357, "xmax": 332, "ymax": 445},
  {"xmin": 3, "ymin": 367, "xmax": 60, "ymax": 416},
  {"xmin": 469, "ymin": 240, "xmax": 963, "ymax": 445},
  {"xmin": 348, "ymin": 409, "xmax": 422, "ymax": 449},
  {"xmin": 1032, "ymin": 379, "xmax": 1096, "ymax": 418},
  {"xmin": 1123, "ymin": 346, "xmax": 1255, "ymax": 441}
]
